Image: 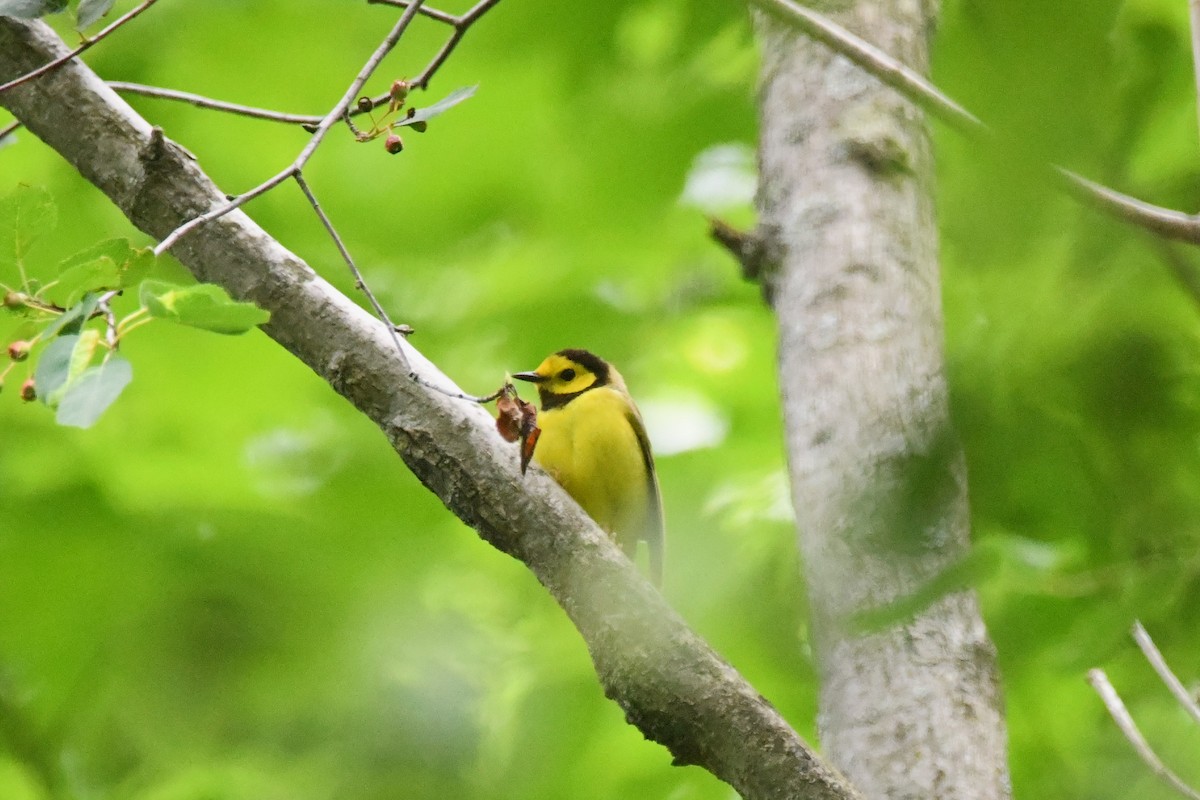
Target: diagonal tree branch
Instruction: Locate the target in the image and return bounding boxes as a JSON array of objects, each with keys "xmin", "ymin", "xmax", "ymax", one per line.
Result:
[
  {"xmin": 747, "ymin": 0, "xmax": 1200, "ymax": 248},
  {"xmin": 0, "ymin": 17, "xmax": 858, "ymax": 800}
]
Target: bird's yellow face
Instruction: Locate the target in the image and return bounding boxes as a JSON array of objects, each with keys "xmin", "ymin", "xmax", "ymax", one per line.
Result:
[
  {"xmin": 525, "ymin": 353, "xmax": 599, "ymax": 395},
  {"xmin": 514, "ymin": 349, "xmax": 612, "ymax": 408}
]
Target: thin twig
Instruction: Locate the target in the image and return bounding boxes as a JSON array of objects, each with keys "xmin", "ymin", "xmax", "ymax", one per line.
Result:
[
  {"xmin": 293, "ymin": 170, "xmax": 410, "ymax": 363},
  {"xmin": 293, "ymin": 170, "xmax": 502, "ymax": 404},
  {"xmin": 1053, "ymin": 169, "xmax": 1200, "ymax": 246},
  {"xmin": 356, "ymin": 0, "xmax": 502, "ymax": 107},
  {"xmin": 748, "ymin": 0, "xmax": 1200, "ymax": 246},
  {"xmin": 413, "ymin": 0, "xmax": 502, "ymax": 89},
  {"xmin": 0, "ymin": 118, "xmax": 20, "ymax": 143},
  {"xmin": 366, "ymin": 0, "xmax": 459, "ymax": 26},
  {"xmin": 109, "ymin": 81, "xmax": 372, "ymax": 132},
  {"xmin": 1132, "ymin": 621, "xmax": 1200, "ymax": 727},
  {"xmin": 109, "ymin": 81, "xmax": 324, "ymax": 126},
  {"xmin": 155, "ymin": 0, "xmax": 429, "ymax": 255},
  {"xmin": 0, "ymin": 0, "xmax": 160, "ymax": 95},
  {"xmin": 748, "ymin": 0, "xmax": 982, "ymax": 135},
  {"xmin": 152, "ymin": 165, "xmax": 295, "ymax": 255},
  {"xmin": 1087, "ymin": 669, "xmax": 1200, "ymax": 800},
  {"xmin": 97, "ymin": 289, "xmax": 120, "ymax": 350}
]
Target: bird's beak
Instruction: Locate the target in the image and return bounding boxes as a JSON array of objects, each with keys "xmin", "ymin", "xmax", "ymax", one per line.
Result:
[{"xmin": 513, "ymin": 371, "xmax": 547, "ymax": 383}]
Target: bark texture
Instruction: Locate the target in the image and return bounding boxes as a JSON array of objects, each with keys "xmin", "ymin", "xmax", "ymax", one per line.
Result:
[
  {"xmin": 0, "ymin": 16, "xmax": 859, "ymax": 800},
  {"xmin": 753, "ymin": 2, "xmax": 1012, "ymax": 799}
]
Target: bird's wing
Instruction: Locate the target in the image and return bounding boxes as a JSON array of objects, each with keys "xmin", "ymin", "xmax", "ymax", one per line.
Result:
[{"xmin": 626, "ymin": 408, "xmax": 665, "ymax": 587}]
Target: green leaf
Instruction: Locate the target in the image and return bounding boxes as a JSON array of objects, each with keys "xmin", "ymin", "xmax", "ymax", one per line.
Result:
[
  {"xmin": 58, "ymin": 238, "xmax": 157, "ymax": 289},
  {"xmin": 0, "ymin": 0, "xmax": 67, "ymax": 17},
  {"xmin": 121, "ymin": 248, "xmax": 156, "ymax": 288},
  {"xmin": 50, "ymin": 256, "xmax": 120, "ymax": 307},
  {"xmin": 75, "ymin": 0, "xmax": 116, "ymax": 29},
  {"xmin": 56, "ymin": 356, "xmax": 132, "ymax": 429},
  {"xmin": 139, "ymin": 280, "xmax": 270, "ymax": 334},
  {"xmin": 0, "ymin": 184, "xmax": 57, "ymax": 274},
  {"xmin": 67, "ymin": 329, "xmax": 102, "ymax": 384},
  {"xmin": 41, "ymin": 293, "xmax": 100, "ymax": 339},
  {"xmin": 59, "ymin": 239, "xmax": 133, "ymax": 272},
  {"xmin": 33, "ymin": 334, "xmax": 77, "ymax": 407},
  {"xmin": 394, "ymin": 85, "xmax": 478, "ymax": 128}
]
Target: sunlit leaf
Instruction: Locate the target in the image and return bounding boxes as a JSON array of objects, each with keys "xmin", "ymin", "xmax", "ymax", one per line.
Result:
[
  {"xmin": 58, "ymin": 239, "xmax": 156, "ymax": 289},
  {"xmin": 50, "ymin": 256, "xmax": 120, "ymax": 307},
  {"xmin": 67, "ymin": 328, "xmax": 102, "ymax": 385},
  {"xmin": 139, "ymin": 280, "xmax": 270, "ymax": 334}
]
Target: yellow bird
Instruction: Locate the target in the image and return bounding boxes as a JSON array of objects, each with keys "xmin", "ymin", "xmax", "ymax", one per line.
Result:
[{"xmin": 514, "ymin": 349, "xmax": 664, "ymax": 587}]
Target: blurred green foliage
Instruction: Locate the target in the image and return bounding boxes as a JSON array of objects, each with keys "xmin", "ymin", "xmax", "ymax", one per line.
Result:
[{"xmin": 2, "ymin": 0, "xmax": 1200, "ymax": 798}]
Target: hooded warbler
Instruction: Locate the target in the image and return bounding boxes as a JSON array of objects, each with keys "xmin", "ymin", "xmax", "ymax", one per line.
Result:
[{"xmin": 514, "ymin": 349, "xmax": 664, "ymax": 587}]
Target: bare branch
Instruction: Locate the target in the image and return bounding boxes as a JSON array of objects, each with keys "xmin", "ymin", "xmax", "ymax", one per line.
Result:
[
  {"xmin": 747, "ymin": 0, "xmax": 1200, "ymax": 247},
  {"xmin": 363, "ymin": 0, "xmax": 502, "ymax": 97},
  {"xmin": 749, "ymin": 0, "xmax": 981, "ymax": 135},
  {"xmin": 292, "ymin": 170, "xmax": 410, "ymax": 362},
  {"xmin": 413, "ymin": 0, "xmax": 502, "ymax": 89},
  {"xmin": 0, "ymin": 0, "xmax": 160, "ymax": 95},
  {"xmin": 292, "ymin": 170, "xmax": 496, "ymax": 403},
  {"xmin": 708, "ymin": 217, "xmax": 777, "ymax": 283},
  {"xmin": 366, "ymin": 0, "xmax": 459, "ymax": 26},
  {"xmin": 109, "ymin": 81, "xmax": 324, "ymax": 126},
  {"xmin": 1087, "ymin": 669, "xmax": 1200, "ymax": 800},
  {"xmin": 154, "ymin": 0, "xmax": 429, "ymax": 255},
  {"xmin": 1132, "ymin": 621, "xmax": 1200, "ymax": 727},
  {"xmin": 1053, "ymin": 169, "xmax": 1200, "ymax": 246},
  {"xmin": 152, "ymin": 158, "xmax": 295, "ymax": 256}
]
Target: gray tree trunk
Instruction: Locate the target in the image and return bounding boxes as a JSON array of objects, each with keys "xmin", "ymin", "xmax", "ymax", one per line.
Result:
[{"xmin": 753, "ymin": 2, "xmax": 1012, "ymax": 799}]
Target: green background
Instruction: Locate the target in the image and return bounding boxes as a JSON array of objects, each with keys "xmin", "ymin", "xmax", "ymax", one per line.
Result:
[{"xmin": 3, "ymin": 0, "xmax": 1200, "ymax": 798}]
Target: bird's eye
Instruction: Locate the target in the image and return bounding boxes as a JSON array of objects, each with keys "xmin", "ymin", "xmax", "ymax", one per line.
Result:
[{"xmin": 559, "ymin": 368, "xmax": 576, "ymax": 382}]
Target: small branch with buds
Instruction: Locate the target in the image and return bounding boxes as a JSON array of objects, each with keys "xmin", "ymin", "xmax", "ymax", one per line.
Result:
[
  {"xmin": 368, "ymin": 0, "xmax": 501, "ymax": 90},
  {"xmin": 152, "ymin": 0, "xmax": 431, "ymax": 255},
  {"xmin": 147, "ymin": 0, "xmax": 500, "ymax": 406}
]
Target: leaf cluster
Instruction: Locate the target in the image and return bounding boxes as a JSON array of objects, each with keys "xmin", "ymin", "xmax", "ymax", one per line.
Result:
[{"xmin": 1, "ymin": 185, "xmax": 269, "ymax": 427}]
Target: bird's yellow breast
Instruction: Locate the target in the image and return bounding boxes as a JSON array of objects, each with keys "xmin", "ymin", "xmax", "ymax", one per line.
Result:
[{"xmin": 532, "ymin": 386, "xmax": 653, "ymax": 546}]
